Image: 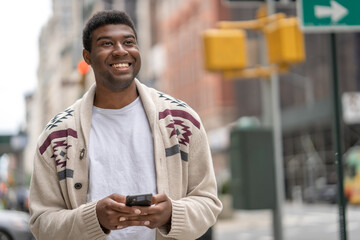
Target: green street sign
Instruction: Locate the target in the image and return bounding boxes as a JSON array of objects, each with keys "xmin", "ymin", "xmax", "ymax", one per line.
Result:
[{"xmin": 297, "ymin": 0, "xmax": 360, "ymax": 32}]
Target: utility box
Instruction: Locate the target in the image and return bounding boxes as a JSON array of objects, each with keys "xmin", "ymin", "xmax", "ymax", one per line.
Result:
[
  {"xmin": 203, "ymin": 29, "xmax": 247, "ymax": 71},
  {"xmin": 229, "ymin": 127, "xmax": 276, "ymax": 210}
]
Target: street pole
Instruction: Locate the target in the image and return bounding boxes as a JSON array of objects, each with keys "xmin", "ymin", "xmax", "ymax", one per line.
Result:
[
  {"xmin": 270, "ymin": 64, "xmax": 284, "ymax": 240},
  {"xmin": 330, "ymin": 33, "xmax": 347, "ymax": 240},
  {"xmin": 264, "ymin": 1, "xmax": 285, "ymax": 240}
]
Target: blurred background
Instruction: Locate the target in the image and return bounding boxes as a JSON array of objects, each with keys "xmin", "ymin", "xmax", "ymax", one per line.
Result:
[{"xmin": 1, "ymin": 0, "xmax": 360, "ymax": 239}]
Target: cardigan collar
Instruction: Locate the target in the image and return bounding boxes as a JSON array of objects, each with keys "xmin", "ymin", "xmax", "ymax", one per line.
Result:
[{"xmin": 79, "ymin": 79, "xmax": 158, "ymax": 156}]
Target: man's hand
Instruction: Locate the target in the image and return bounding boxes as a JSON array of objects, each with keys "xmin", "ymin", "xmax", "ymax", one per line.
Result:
[
  {"xmin": 134, "ymin": 193, "xmax": 172, "ymax": 229},
  {"xmin": 96, "ymin": 194, "xmax": 141, "ymax": 231},
  {"xmin": 96, "ymin": 193, "xmax": 172, "ymax": 231}
]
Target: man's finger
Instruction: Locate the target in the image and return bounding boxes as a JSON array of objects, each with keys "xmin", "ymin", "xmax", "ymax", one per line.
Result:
[
  {"xmin": 109, "ymin": 193, "xmax": 126, "ymax": 204},
  {"xmin": 116, "ymin": 220, "xmax": 153, "ymax": 229},
  {"xmin": 151, "ymin": 193, "xmax": 168, "ymax": 204}
]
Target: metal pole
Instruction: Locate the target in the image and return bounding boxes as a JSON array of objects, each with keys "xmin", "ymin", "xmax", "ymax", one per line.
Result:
[
  {"xmin": 260, "ymin": 39, "xmax": 272, "ymax": 127},
  {"xmin": 330, "ymin": 33, "xmax": 347, "ymax": 240},
  {"xmin": 265, "ymin": 1, "xmax": 284, "ymax": 240},
  {"xmin": 270, "ymin": 70, "xmax": 284, "ymax": 240}
]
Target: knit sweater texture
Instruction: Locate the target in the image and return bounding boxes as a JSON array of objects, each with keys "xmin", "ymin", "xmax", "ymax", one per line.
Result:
[{"xmin": 29, "ymin": 79, "xmax": 222, "ymax": 240}]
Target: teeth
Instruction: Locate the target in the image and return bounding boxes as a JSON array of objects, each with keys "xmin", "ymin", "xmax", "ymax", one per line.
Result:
[{"xmin": 112, "ymin": 63, "xmax": 129, "ymax": 68}]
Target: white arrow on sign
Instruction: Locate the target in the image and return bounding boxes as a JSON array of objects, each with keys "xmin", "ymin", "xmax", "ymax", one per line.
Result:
[{"xmin": 314, "ymin": 0, "xmax": 349, "ymax": 23}]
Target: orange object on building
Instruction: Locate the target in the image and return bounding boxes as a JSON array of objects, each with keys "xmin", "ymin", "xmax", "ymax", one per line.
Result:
[{"xmin": 77, "ymin": 59, "xmax": 90, "ymax": 75}]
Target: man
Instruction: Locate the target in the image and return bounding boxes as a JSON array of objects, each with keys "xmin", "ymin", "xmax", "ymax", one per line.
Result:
[{"xmin": 29, "ymin": 10, "xmax": 222, "ymax": 240}]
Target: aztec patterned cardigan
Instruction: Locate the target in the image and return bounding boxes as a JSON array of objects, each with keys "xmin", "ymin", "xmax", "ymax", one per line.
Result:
[{"xmin": 29, "ymin": 79, "xmax": 222, "ymax": 240}]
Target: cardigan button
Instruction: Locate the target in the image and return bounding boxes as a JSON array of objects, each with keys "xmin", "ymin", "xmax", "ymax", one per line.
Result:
[
  {"xmin": 74, "ymin": 183, "xmax": 82, "ymax": 189},
  {"xmin": 80, "ymin": 148, "xmax": 85, "ymax": 160}
]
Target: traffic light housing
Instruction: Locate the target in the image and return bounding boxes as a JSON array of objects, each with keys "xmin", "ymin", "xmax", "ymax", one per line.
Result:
[
  {"xmin": 264, "ymin": 17, "xmax": 305, "ymax": 65},
  {"xmin": 203, "ymin": 29, "xmax": 247, "ymax": 71}
]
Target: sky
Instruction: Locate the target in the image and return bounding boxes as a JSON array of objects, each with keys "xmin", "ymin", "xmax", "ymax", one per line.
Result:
[{"xmin": 0, "ymin": 0, "xmax": 52, "ymax": 135}]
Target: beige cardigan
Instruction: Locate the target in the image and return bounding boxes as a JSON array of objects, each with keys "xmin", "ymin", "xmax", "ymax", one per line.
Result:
[{"xmin": 29, "ymin": 79, "xmax": 222, "ymax": 240}]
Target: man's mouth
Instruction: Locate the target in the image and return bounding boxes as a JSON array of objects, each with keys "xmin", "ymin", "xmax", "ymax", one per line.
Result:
[{"xmin": 111, "ymin": 63, "xmax": 131, "ymax": 69}]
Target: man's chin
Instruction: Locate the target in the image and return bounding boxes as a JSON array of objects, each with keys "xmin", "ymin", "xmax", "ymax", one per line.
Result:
[{"xmin": 106, "ymin": 78, "xmax": 134, "ymax": 92}]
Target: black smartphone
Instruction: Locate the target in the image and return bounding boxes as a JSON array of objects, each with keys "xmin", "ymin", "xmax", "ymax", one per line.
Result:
[{"xmin": 126, "ymin": 193, "xmax": 153, "ymax": 206}]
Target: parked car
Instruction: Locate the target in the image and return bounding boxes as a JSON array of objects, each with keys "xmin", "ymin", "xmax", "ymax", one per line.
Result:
[
  {"xmin": 304, "ymin": 184, "xmax": 337, "ymax": 204},
  {"xmin": 0, "ymin": 210, "xmax": 34, "ymax": 240}
]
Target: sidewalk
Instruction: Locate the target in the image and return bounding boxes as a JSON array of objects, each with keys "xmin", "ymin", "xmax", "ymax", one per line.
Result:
[
  {"xmin": 212, "ymin": 202, "xmax": 360, "ymax": 240},
  {"xmin": 213, "ymin": 208, "xmax": 273, "ymax": 240}
]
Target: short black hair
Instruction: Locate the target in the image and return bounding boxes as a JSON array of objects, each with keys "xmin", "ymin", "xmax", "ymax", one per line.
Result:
[{"xmin": 82, "ymin": 10, "xmax": 137, "ymax": 52}]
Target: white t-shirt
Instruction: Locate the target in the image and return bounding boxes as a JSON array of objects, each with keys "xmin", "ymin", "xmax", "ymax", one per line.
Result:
[{"xmin": 87, "ymin": 97, "xmax": 157, "ymax": 240}]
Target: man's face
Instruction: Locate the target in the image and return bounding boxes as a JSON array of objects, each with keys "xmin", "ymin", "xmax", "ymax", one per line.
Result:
[{"xmin": 83, "ymin": 24, "xmax": 141, "ymax": 92}]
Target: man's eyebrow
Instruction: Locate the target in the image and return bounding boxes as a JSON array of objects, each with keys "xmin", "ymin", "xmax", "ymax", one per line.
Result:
[
  {"xmin": 96, "ymin": 35, "xmax": 136, "ymax": 42},
  {"xmin": 96, "ymin": 36, "xmax": 111, "ymax": 42},
  {"xmin": 124, "ymin": 34, "xmax": 136, "ymax": 39}
]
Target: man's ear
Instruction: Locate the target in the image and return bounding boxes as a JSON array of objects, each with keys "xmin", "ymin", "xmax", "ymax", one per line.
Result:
[{"xmin": 83, "ymin": 49, "xmax": 91, "ymax": 65}]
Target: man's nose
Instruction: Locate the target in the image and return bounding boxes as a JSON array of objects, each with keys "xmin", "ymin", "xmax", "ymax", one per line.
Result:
[{"xmin": 112, "ymin": 42, "xmax": 128, "ymax": 56}]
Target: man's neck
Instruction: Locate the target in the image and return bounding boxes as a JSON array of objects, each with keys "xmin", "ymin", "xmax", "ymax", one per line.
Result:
[{"xmin": 93, "ymin": 82, "xmax": 138, "ymax": 109}]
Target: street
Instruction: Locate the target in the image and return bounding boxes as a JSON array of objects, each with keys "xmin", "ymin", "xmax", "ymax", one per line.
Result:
[{"xmin": 214, "ymin": 202, "xmax": 360, "ymax": 240}]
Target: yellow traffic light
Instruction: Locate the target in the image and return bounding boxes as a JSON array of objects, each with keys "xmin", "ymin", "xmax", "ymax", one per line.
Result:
[
  {"xmin": 203, "ymin": 29, "xmax": 247, "ymax": 71},
  {"xmin": 264, "ymin": 17, "xmax": 305, "ymax": 65}
]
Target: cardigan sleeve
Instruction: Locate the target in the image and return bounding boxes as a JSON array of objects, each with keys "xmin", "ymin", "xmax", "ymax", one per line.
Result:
[
  {"xmin": 160, "ymin": 122, "xmax": 223, "ymax": 239},
  {"xmin": 29, "ymin": 148, "xmax": 107, "ymax": 240}
]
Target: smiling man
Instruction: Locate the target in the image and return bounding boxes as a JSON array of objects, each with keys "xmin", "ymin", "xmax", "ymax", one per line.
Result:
[{"xmin": 29, "ymin": 10, "xmax": 222, "ymax": 240}]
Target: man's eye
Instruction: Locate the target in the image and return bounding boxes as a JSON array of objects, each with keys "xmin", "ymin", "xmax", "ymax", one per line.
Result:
[
  {"xmin": 102, "ymin": 41, "xmax": 112, "ymax": 46},
  {"xmin": 125, "ymin": 40, "xmax": 135, "ymax": 45}
]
